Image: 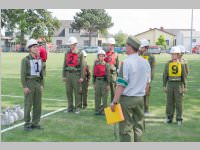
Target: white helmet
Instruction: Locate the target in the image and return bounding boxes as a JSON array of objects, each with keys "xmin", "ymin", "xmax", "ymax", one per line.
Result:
[
  {"xmin": 82, "ymin": 50, "xmax": 87, "ymax": 57},
  {"xmin": 27, "ymin": 39, "xmax": 38, "ymax": 48},
  {"xmin": 107, "ymin": 37, "xmax": 116, "ymax": 45},
  {"xmin": 67, "ymin": 37, "xmax": 78, "ymax": 45},
  {"xmin": 98, "ymin": 47, "xmax": 103, "ymax": 51},
  {"xmin": 177, "ymin": 45, "xmax": 185, "ymax": 53},
  {"xmin": 170, "ymin": 46, "xmax": 181, "ymax": 54},
  {"xmin": 97, "ymin": 50, "xmax": 106, "ymax": 56},
  {"xmin": 140, "ymin": 38, "xmax": 150, "ymax": 47}
]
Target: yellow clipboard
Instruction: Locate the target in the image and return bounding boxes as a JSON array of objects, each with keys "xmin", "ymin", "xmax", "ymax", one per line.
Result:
[{"xmin": 104, "ymin": 104, "xmax": 124, "ymax": 125}]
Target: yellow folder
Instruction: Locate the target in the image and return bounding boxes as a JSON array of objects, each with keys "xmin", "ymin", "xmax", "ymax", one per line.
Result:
[{"xmin": 104, "ymin": 104, "xmax": 125, "ymax": 125}]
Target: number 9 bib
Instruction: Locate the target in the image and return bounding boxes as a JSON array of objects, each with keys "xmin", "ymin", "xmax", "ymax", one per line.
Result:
[
  {"xmin": 142, "ymin": 55, "xmax": 149, "ymax": 61},
  {"xmin": 168, "ymin": 62, "xmax": 181, "ymax": 77}
]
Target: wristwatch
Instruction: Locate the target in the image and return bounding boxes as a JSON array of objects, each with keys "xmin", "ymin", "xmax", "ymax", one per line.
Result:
[{"xmin": 112, "ymin": 101, "xmax": 118, "ymax": 105}]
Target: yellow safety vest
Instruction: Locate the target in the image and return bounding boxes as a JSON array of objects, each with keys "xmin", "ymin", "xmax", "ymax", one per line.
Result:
[
  {"xmin": 168, "ymin": 62, "xmax": 182, "ymax": 81},
  {"xmin": 141, "ymin": 55, "xmax": 149, "ymax": 61}
]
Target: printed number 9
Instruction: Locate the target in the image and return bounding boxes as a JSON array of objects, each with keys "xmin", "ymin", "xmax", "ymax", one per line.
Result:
[{"xmin": 172, "ymin": 65, "xmax": 178, "ymax": 74}]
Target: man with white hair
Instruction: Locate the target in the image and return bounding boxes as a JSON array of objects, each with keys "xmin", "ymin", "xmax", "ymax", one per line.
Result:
[
  {"xmin": 62, "ymin": 37, "xmax": 85, "ymax": 114},
  {"xmin": 163, "ymin": 46, "xmax": 187, "ymax": 125}
]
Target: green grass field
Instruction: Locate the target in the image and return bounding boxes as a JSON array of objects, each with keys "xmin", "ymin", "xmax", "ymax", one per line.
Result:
[{"xmin": 1, "ymin": 52, "xmax": 200, "ymax": 142}]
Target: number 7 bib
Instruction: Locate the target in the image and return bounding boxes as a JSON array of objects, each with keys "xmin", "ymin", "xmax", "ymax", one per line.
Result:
[{"xmin": 168, "ymin": 62, "xmax": 182, "ymax": 77}]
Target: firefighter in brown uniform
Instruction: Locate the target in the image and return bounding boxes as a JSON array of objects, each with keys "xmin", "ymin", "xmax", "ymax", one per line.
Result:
[
  {"xmin": 163, "ymin": 46, "xmax": 187, "ymax": 125},
  {"xmin": 93, "ymin": 50, "xmax": 110, "ymax": 115},
  {"xmin": 62, "ymin": 37, "xmax": 84, "ymax": 114},
  {"xmin": 104, "ymin": 38, "xmax": 119, "ymax": 102},
  {"xmin": 81, "ymin": 50, "xmax": 91, "ymax": 109},
  {"xmin": 139, "ymin": 39, "xmax": 156, "ymax": 115},
  {"xmin": 21, "ymin": 39, "xmax": 44, "ymax": 131},
  {"xmin": 177, "ymin": 45, "xmax": 189, "ymax": 76}
]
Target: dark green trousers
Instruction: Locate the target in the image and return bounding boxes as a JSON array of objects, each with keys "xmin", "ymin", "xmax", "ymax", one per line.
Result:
[
  {"xmin": 81, "ymin": 79, "xmax": 89, "ymax": 107},
  {"xmin": 144, "ymin": 85, "xmax": 151, "ymax": 113},
  {"xmin": 166, "ymin": 81, "xmax": 183, "ymax": 121},
  {"xmin": 65, "ymin": 71, "xmax": 82, "ymax": 111},
  {"xmin": 94, "ymin": 79, "xmax": 108, "ymax": 113},
  {"xmin": 24, "ymin": 79, "xmax": 42, "ymax": 127},
  {"xmin": 119, "ymin": 96, "xmax": 144, "ymax": 142}
]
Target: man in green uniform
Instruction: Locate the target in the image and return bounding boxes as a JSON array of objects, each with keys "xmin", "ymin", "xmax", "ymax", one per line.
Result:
[
  {"xmin": 21, "ymin": 39, "xmax": 44, "ymax": 131},
  {"xmin": 93, "ymin": 50, "xmax": 110, "ymax": 115},
  {"xmin": 163, "ymin": 46, "xmax": 187, "ymax": 125},
  {"xmin": 139, "ymin": 38, "xmax": 156, "ymax": 115},
  {"xmin": 111, "ymin": 36, "xmax": 151, "ymax": 142},
  {"xmin": 62, "ymin": 37, "xmax": 84, "ymax": 114},
  {"xmin": 81, "ymin": 50, "xmax": 91, "ymax": 109},
  {"xmin": 104, "ymin": 38, "xmax": 119, "ymax": 102}
]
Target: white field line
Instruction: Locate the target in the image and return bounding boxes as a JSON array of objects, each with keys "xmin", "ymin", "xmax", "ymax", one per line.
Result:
[
  {"xmin": 1, "ymin": 107, "xmax": 66, "ymax": 134},
  {"xmin": 1, "ymin": 94, "xmax": 66, "ymax": 102}
]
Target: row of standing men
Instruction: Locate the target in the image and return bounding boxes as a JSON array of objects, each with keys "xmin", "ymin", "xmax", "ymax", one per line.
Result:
[{"xmin": 20, "ymin": 36, "xmax": 188, "ymax": 142}]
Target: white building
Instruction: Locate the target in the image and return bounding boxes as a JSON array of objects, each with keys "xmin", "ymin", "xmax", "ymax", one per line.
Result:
[
  {"xmin": 165, "ymin": 29, "xmax": 200, "ymax": 51},
  {"xmin": 52, "ymin": 20, "xmax": 107, "ymax": 48}
]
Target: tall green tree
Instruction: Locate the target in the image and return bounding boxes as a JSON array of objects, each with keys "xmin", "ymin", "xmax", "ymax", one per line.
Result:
[
  {"xmin": 156, "ymin": 35, "xmax": 167, "ymax": 49},
  {"xmin": 114, "ymin": 31, "xmax": 128, "ymax": 47},
  {"xmin": 71, "ymin": 9, "xmax": 113, "ymax": 46},
  {"xmin": 1, "ymin": 9, "xmax": 60, "ymax": 44}
]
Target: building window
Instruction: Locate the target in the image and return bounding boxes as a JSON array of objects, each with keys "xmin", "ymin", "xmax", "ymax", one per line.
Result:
[
  {"xmin": 166, "ymin": 40, "xmax": 169, "ymax": 46},
  {"xmin": 58, "ymin": 29, "xmax": 65, "ymax": 37},
  {"xmin": 192, "ymin": 39, "xmax": 196, "ymax": 43},
  {"xmin": 69, "ymin": 28, "xmax": 80, "ymax": 33},
  {"xmin": 84, "ymin": 40, "xmax": 89, "ymax": 46},
  {"xmin": 56, "ymin": 40, "xmax": 62, "ymax": 45},
  {"xmin": 69, "ymin": 28, "xmax": 73, "ymax": 33},
  {"xmin": 98, "ymin": 40, "xmax": 102, "ymax": 46},
  {"xmin": 174, "ymin": 39, "xmax": 176, "ymax": 46}
]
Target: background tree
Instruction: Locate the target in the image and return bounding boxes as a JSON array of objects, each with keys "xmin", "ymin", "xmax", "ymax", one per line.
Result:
[
  {"xmin": 71, "ymin": 9, "xmax": 113, "ymax": 46},
  {"xmin": 114, "ymin": 31, "xmax": 128, "ymax": 47},
  {"xmin": 156, "ymin": 35, "xmax": 167, "ymax": 49},
  {"xmin": 1, "ymin": 9, "xmax": 60, "ymax": 45}
]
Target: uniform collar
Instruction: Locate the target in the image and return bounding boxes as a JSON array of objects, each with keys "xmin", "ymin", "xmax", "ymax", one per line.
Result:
[
  {"xmin": 29, "ymin": 54, "xmax": 38, "ymax": 59},
  {"xmin": 97, "ymin": 60, "xmax": 105, "ymax": 64},
  {"xmin": 128, "ymin": 53, "xmax": 138, "ymax": 58},
  {"xmin": 107, "ymin": 51, "xmax": 114, "ymax": 54},
  {"xmin": 70, "ymin": 49, "xmax": 79, "ymax": 54}
]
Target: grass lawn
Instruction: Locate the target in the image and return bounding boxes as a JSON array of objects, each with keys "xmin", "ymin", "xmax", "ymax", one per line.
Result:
[{"xmin": 1, "ymin": 52, "xmax": 200, "ymax": 142}]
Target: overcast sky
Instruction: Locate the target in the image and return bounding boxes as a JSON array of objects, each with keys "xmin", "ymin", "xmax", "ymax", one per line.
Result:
[{"xmin": 48, "ymin": 9, "xmax": 200, "ymax": 35}]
